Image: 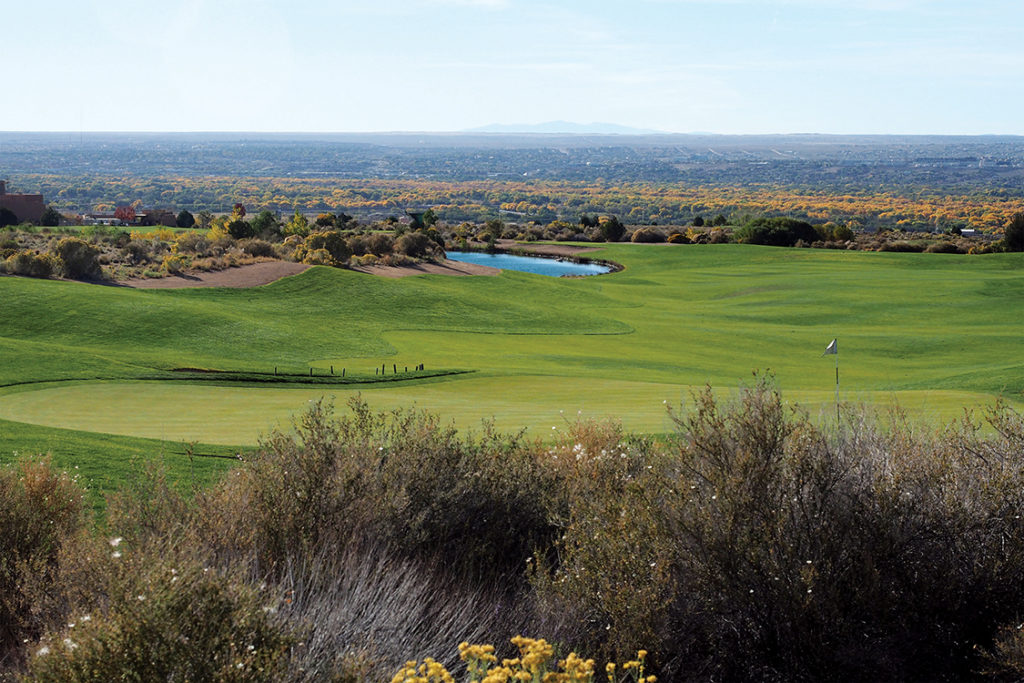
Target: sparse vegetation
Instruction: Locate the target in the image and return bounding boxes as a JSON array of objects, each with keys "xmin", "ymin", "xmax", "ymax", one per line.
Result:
[{"xmin": 4, "ymin": 388, "xmax": 1024, "ymax": 680}]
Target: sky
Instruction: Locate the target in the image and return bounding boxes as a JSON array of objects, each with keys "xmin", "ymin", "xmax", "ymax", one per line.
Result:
[{"xmin": 2, "ymin": 0, "xmax": 1022, "ymax": 134}]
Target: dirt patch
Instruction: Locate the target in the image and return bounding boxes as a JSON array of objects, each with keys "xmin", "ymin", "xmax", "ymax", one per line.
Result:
[
  {"xmin": 111, "ymin": 243, "xmax": 597, "ymax": 287},
  {"xmin": 121, "ymin": 261, "xmax": 312, "ymax": 289},
  {"xmin": 351, "ymin": 259, "xmax": 499, "ymax": 278}
]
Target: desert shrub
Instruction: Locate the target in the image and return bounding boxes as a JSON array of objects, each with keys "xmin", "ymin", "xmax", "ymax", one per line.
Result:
[
  {"xmin": 708, "ymin": 227, "xmax": 731, "ymax": 243},
  {"xmin": 531, "ymin": 419, "xmax": 676, "ymax": 663},
  {"xmin": 161, "ymin": 252, "xmax": 189, "ymax": 274},
  {"xmin": 985, "ymin": 622, "xmax": 1024, "ymax": 678},
  {"xmin": 651, "ymin": 382, "xmax": 1024, "ymax": 681},
  {"xmin": 2, "ymin": 250, "xmax": 55, "ymax": 278},
  {"xmin": 734, "ymin": 217, "xmax": 819, "ymax": 247},
  {"xmin": 204, "ymin": 399, "xmax": 556, "ymax": 582},
  {"xmin": 129, "ymin": 227, "xmax": 177, "ymax": 243},
  {"xmin": 121, "ymin": 240, "xmax": 151, "ymax": 264},
  {"xmin": 395, "ymin": 637, "xmax": 654, "ymax": 683},
  {"xmin": 425, "ymin": 227, "xmax": 445, "ymax": 249},
  {"xmin": 174, "ymin": 231, "xmax": 210, "ymax": 255},
  {"xmin": 366, "ymin": 233, "xmax": 394, "ymax": 256},
  {"xmin": 0, "ymin": 458, "xmax": 88, "ymax": 666},
  {"xmin": 238, "ymin": 239, "xmax": 276, "ymax": 258},
  {"xmin": 394, "ymin": 231, "xmax": 437, "ymax": 258},
  {"xmin": 630, "ymin": 227, "xmax": 665, "ymax": 243},
  {"xmin": 25, "ymin": 558, "xmax": 295, "ymax": 682},
  {"xmin": 924, "ymin": 240, "xmax": 961, "ymax": 253},
  {"xmin": 300, "ymin": 230, "xmax": 351, "ymax": 265},
  {"xmin": 346, "ymin": 234, "xmax": 368, "ymax": 256},
  {"xmin": 380, "ymin": 253, "xmax": 414, "ymax": 267},
  {"xmin": 52, "ymin": 237, "xmax": 102, "ymax": 279},
  {"xmin": 191, "ymin": 256, "xmax": 231, "ymax": 272},
  {"xmin": 299, "ymin": 248, "xmax": 334, "ymax": 266},
  {"xmin": 349, "ymin": 253, "xmax": 377, "ymax": 267},
  {"xmin": 879, "ymin": 240, "xmax": 926, "ymax": 252}
]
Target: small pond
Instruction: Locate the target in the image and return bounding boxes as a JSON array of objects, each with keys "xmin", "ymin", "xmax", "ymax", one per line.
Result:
[{"xmin": 445, "ymin": 251, "xmax": 612, "ymax": 277}]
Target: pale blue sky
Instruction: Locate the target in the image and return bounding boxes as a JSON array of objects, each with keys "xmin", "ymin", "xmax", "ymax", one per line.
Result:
[{"xmin": 2, "ymin": 0, "xmax": 1021, "ymax": 134}]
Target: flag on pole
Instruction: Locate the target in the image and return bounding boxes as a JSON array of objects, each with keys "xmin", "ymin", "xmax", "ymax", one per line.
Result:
[{"xmin": 823, "ymin": 339, "xmax": 837, "ymax": 356}]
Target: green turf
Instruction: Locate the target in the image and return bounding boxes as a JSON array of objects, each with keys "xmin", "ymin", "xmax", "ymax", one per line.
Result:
[
  {"xmin": 1, "ymin": 244, "xmax": 1022, "ymax": 461},
  {"xmin": 0, "ymin": 417, "xmax": 241, "ymax": 512},
  {"xmin": 0, "ymin": 379, "xmax": 1003, "ymax": 445}
]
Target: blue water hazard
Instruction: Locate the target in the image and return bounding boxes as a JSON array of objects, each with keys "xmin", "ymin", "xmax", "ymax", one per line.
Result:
[{"xmin": 445, "ymin": 251, "xmax": 611, "ymax": 277}]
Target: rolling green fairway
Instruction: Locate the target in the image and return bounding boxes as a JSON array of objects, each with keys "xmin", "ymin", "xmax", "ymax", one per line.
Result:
[
  {"xmin": 0, "ymin": 416, "xmax": 240, "ymax": 511},
  {"xmin": 1, "ymin": 244, "xmax": 1022, "ymax": 459}
]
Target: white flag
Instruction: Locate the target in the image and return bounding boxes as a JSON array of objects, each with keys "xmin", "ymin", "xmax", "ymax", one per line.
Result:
[{"xmin": 823, "ymin": 339, "xmax": 837, "ymax": 355}]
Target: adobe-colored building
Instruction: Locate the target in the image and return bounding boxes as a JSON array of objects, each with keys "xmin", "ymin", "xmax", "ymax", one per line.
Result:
[{"xmin": 0, "ymin": 180, "xmax": 46, "ymax": 224}]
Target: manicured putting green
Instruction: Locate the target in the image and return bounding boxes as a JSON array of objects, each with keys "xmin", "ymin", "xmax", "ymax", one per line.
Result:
[{"xmin": 0, "ymin": 378, "xmax": 1005, "ymax": 445}]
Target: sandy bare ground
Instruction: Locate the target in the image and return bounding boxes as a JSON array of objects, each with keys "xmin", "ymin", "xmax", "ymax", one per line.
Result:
[
  {"xmin": 121, "ymin": 261, "xmax": 312, "ymax": 289},
  {"xmin": 351, "ymin": 259, "xmax": 499, "ymax": 278},
  {"xmin": 119, "ymin": 258, "xmax": 495, "ymax": 288},
  {"xmin": 116, "ymin": 243, "xmax": 599, "ymax": 288}
]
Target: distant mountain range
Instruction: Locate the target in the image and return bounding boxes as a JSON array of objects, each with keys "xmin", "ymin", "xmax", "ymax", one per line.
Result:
[{"xmin": 466, "ymin": 121, "xmax": 668, "ymax": 135}]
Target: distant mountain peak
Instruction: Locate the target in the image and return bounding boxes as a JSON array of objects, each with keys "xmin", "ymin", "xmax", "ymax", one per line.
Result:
[{"xmin": 466, "ymin": 121, "xmax": 667, "ymax": 135}]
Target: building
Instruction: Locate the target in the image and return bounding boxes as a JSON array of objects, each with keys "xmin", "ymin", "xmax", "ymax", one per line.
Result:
[
  {"xmin": 0, "ymin": 180, "xmax": 46, "ymax": 224},
  {"xmin": 80, "ymin": 213, "xmax": 125, "ymax": 226},
  {"xmin": 81, "ymin": 208, "xmax": 178, "ymax": 227}
]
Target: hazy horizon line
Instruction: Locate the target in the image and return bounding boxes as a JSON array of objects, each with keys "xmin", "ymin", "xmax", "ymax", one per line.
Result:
[{"xmin": 2, "ymin": 129, "xmax": 1023, "ymax": 138}]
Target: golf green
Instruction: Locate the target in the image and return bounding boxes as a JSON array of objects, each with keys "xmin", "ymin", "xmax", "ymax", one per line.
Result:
[{"xmin": 1, "ymin": 244, "xmax": 1021, "ymax": 449}]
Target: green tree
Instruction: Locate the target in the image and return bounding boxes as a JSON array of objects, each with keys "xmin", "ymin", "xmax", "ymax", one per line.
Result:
[
  {"xmin": 833, "ymin": 224, "xmax": 854, "ymax": 242},
  {"xmin": 735, "ymin": 217, "xmax": 818, "ymax": 247},
  {"xmin": 0, "ymin": 208, "xmax": 16, "ymax": 227},
  {"xmin": 227, "ymin": 219, "xmax": 254, "ymax": 239},
  {"xmin": 175, "ymin": 209, "xmax": 195, "ymax": 228},
  {"xmin": 251, "ymin": 210, "xmax": 280, "ymax": 238},
  {"xmin": 38, "ymin": 206, "xmax": 62, "ymax": 227},
  {"xmin": 282, "ymin": 210, "xmax": 310, "ymax": 237},
  {"xmin": 599, "ymin": 215, "xmax": 626, "ymax": 242},
  {"xmin": 1004, "ymin": 212, "xmax": 1024, "ymax": 251},
  {"xmin": 484, "ymin": 218, "xmax": 504, "ymax": 241},
  {"xmin": 195, "ymin": 210, "xmax": 214, "ymax": 230}
]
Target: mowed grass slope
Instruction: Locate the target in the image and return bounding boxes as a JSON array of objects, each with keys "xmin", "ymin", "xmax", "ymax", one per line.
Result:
[
  {"xmin": 0, "ymin": 244, "xmax": 1021, "ymax": 448},
  {"xmin": 0, "ymin": 417, "xmax": 239, "ymax": 511}
]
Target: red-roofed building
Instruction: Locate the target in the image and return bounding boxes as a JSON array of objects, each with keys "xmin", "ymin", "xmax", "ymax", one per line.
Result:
[{"xmin": 0, "ymin": 180, "xmax": 46, "ymax": 224}]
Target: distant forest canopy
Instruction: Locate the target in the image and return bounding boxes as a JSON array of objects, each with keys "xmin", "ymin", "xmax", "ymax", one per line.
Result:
[{"xmin": 3, "ymin": 132, "xmax": 1024, "ymax": 231}]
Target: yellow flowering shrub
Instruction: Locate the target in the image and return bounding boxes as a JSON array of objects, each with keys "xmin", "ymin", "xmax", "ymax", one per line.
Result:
[
  {"xmin": 394, "ymin": 637, "xmax": 654, "ymax": 683},
  {"xmin": 129, "ymin": 228, "xmax": 176, "ymax": 242}
]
